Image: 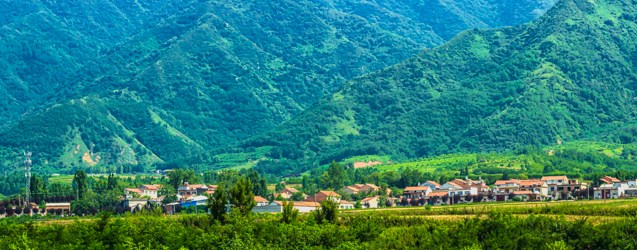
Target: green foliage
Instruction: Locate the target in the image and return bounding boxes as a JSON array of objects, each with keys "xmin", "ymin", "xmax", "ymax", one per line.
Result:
[
  {"xmin": 167, "ymin": 169, "xmax": 199, "ymax": 190},
  {"xmin": 189, "ymin": 0, "xmax": 637, "ymax": 176},
  {"xmin": 229, "ymin": 177, "xmax": 256, "ymax": 217},
  {"xmin": 206, "ymin": 183, "xmax": 228, "ymax": 224},
  {"xmin": 321, "ymin": 160, "xmax": 346, "ymax": 190},
  {"xmin": 280, "ymin": 199, "xmax": 298, "ymax": 224},
  {"xmin": 313, "ymin": 198, "xmax": 339, "ymax": 224},
  {"xmin": 72, "ymin": 170, "xmax": 87, "ymax": 199},
  {"xmin": 0, "ymin": 0, "xmax": 557, "ymax": 173}
]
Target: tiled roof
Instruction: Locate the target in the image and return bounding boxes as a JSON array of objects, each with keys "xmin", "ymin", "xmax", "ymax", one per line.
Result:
[
  {"xmin": 344, "ymin": 186, "xmax": 360, "ymax": 192},
  {"xmin": 254, "ymin": 196, "xmax": 268, "ymax": 202},
  {"xmin": 446, "ymin": 182, "xmax": 462, "ymax": 187},
  {"xmin": 425, "ymin": 181, "xmax": 441, "ymax": 186},
  {"xmin": 600, "ymin": 176, "xmax": 621, "ymax": 184},
  {"xmin": 340, "ymin": 200, "xmax": 353, "ymax": 204},
  {"xmin": 206, "ymin": 190, "xmax": 215, "ymax": 194},
  {"xmin": 404, "ymin": 186, "xmax": 430, "ymax": 192},
  {"xmin": 362, "ymin": 196, "xmax": 379, "ymax": 202},
  {"xmin": 513, "ymin": 191, "xmax": 532, "ymax": 195},
  {"xmin": 541, "ymin": 176, "xmax": 568, "ymax": 181},
  {"xmin": 282, "ymin": 187, "xmax": 299, "ymax": 194},
  {"xmin": 140, "ymin": 184, "xmax": 159, "ymax": 190},
  {"xmin": 494, "ymin": 179, "xmax": 520, "ymax": 186},
  {"xmin": 317, "ymin": 191, "xmax": 340, "ymax": 197},
  {"xmin": 125, "ymin": 188, "xmax": 143, "ymax": 194}
]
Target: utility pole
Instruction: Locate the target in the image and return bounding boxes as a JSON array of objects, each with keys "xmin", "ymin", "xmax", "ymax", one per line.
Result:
[{"xmin": 24, "ymin": 149, "xmax": 32, "ymax": 206}]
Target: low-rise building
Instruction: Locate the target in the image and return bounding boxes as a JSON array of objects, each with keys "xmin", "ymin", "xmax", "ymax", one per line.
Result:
[
  {"xmin": 361, "ymin": 196, "xmax": 380, "ymax": 208},
  {"xmin": 340, "ymin": 200, "xmax": 354, "ymax": 209},
  {"xmin": 494, "ymin": 179, "xmax": 520, "ymax": 193},
  {"xmin": 305, "ymin": 191, "xmax": 340, "ymax": 203},
  {"xmin": 280, "ymin": 187, "xmax": 300, "ymax": 196},
  {"xmin": 254, "ymin": 196, "xmax": 269, "ymax": 206},
  {"xmin": 403, "ymin": 186, "xmax": 430, "ymax": 199},
  {"xmin": 178, "ymin": 182, "xmax": 210, "ymax": 196}
]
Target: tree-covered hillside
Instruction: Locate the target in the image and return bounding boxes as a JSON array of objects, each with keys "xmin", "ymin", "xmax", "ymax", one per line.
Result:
[
  {"xmin": 0, "ymin": 0, "xmax": 197, "ymax": 129},
  {"xmin": 0, "ymin": 0, "xmax": 556, "ymax": 172},
  {"xmin": 177, "ymin": 0, "xmax": 637, "ymax": 175}
]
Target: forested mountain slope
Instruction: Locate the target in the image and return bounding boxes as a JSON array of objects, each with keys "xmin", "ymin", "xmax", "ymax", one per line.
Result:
[
  {"xmin": 175, "ymin": 0, "xmax": 637, "ymax": 175},
  {"xmin": 0, "ymin": 0, "xmax": 556, "ymax": 172},
  {"xmin": 0, "ymin": 0, "xmax": 197, "ymax": 129}
]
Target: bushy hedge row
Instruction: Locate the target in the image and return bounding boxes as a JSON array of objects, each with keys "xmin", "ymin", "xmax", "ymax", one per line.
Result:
[{"xmin": 1, "ymin": 208, "xmax": 636, "ymax": 249}]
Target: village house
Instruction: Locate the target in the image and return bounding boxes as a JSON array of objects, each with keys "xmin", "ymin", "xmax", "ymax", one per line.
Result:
[
  {"xmin": 253, "ymin": 201, "xmax": 322, "ymax": 213},
  {"xmin": 305, "ymin": 191, "xmax": 341, "ymax": 203},
  {"xmin": 519, "ymin": 179, "xmax": 548, "ymax": 196},
  {"xmin": 403, "ymin": 186, "xmax": 431, "ymax": 199},
  {"xmin": 541, "ymin": 176, "xmax": 587, "ymax": 195},
  {"xmin": 439, "ymin": 181, "xmax": 463, "ymax": 190},
  {"xmin": 426, "ymin": 192, "xmax": 449, "ymax": 205},
  {"xmin": 340, "ymin": 200, "xmax": 354, "ymax": 209},
  {"xmin": 254, "ymin": 196, "xmax": 269, "ymax": 206},
  {"xmin": 46, "ymin": 203, "xmax": 71, "ymax": 216},
  {"xmin": 419, "ymin": 181, "xmax": 441, "ymax": 190},
  {"xmin": 178, "ymin": 182, "xmax": 212, "ymax": 196},
  {"xmin": 493, "ymin": 179, "xmax": 520, "ymax": 193},
  {"xmin": 273, "ymin": 192, "xmax": 292, "ymax": 200},
  {"xmin": 594, "ymin": 177, "xmax": 629, "ymax": 199},
  {"xmin": 343, "ymin": 184, "xmax": 390, "ymax": 195},
  {"xmin": 124, "ymin": 184, "xmax": 161, "ymax": 199},
  {"xmin": 361, "ymin": 196, "xmax": 380, "ymax": 208},
  {"xmin": 447, "ymin": 187, "xmax": 477, "ymax": 196},
  {"xmin": 280, "ymin": 187, "xmax": 300, "ymax": 196}
]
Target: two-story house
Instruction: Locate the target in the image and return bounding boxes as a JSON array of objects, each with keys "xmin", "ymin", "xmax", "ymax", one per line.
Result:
[
  {"xmin": 178, "ymin": 182, "xmax": 210, "ymax": 197},
  {"xmin": 403, "ymin": 186, "xmax": 431, "ymax": 199},
  {"xmin": 493, "ymin": 179, "xmax": 520, "ymax": 193},
  {"xmin": 519, "ymin": 179, "xmax": 548, "ymax": 195}
]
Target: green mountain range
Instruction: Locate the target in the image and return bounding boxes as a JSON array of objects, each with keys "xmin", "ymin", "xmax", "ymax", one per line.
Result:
[
  {"xmin": 0, "ymin": 0, "xmax": 197, "ymax": 128},
  {"xmin": 170, "ymin": 0, "xmax": 637, "ymax": 175},
  {"xmin": 0, "ymin": 0, "xmax": 556, "ymax": 173}
]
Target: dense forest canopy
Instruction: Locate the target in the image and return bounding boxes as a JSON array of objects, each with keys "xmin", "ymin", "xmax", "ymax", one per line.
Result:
[
  {"xmin": 170, "ymin": 0, "xmax": 637, "ymax": 175},
  {"xmin": 0, "ymin": 0, "xmax": 557, "ymax": 173}
]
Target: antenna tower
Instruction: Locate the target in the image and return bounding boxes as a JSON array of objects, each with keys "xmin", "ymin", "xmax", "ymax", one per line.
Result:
[{"xmin": 24, "ymin": 148, "xmax": 32, "ymax": 206}]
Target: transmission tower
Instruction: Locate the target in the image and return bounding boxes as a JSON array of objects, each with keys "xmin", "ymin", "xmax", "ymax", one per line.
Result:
[{"xmin": 24, "ymin": 149, "xmax": 32, "ymax": 206}]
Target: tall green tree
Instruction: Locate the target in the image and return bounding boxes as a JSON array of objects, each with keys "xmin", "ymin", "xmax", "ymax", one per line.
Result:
[
  {"xmin": 229, "ymin": 177, "xmax": 256, "ymax": 217},
  {"xmin": 321, "ymin": 160, "xmax": 345, "ymax": 190},
  {"xmin": 29, "ymin": 174, "xmax": 46, "ymax": 202},
  {"xmin": 206, "ymin": 184, "xmax": 228, "ymax": 223},
  {"xmin": 281, "ymin": 199, "xmax": 298, "ymax": 224},
  {"xmin": 72, "ymin": 170, "xmax": 88, "ymax": 199}
]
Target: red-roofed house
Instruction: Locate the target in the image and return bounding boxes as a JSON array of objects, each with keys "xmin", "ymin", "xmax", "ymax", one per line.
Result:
[
  {"xmin": 361, "ymin": 196, "xmax": 380, "ymax": 208},
  {"xmin": 254, "ymin": 196, "xmax": 269, "ymax": 206},
  {"xmin": 600, "ymin": 176, "xmax": 621, "ymax": 184},
  {"xmin": 493, "ymin": 179, "xmax": 521, "ymax": 193},
  {"xmin": 403, "ymin": 186, "xmax": 430, "ymax": 199},
  {"xmin": 280, "ymin": 187, "xmax": 300, "ymax": 195},
  {"xmin": 305, "ymin": 191, "xmax": 340, "ymax": 203}
]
